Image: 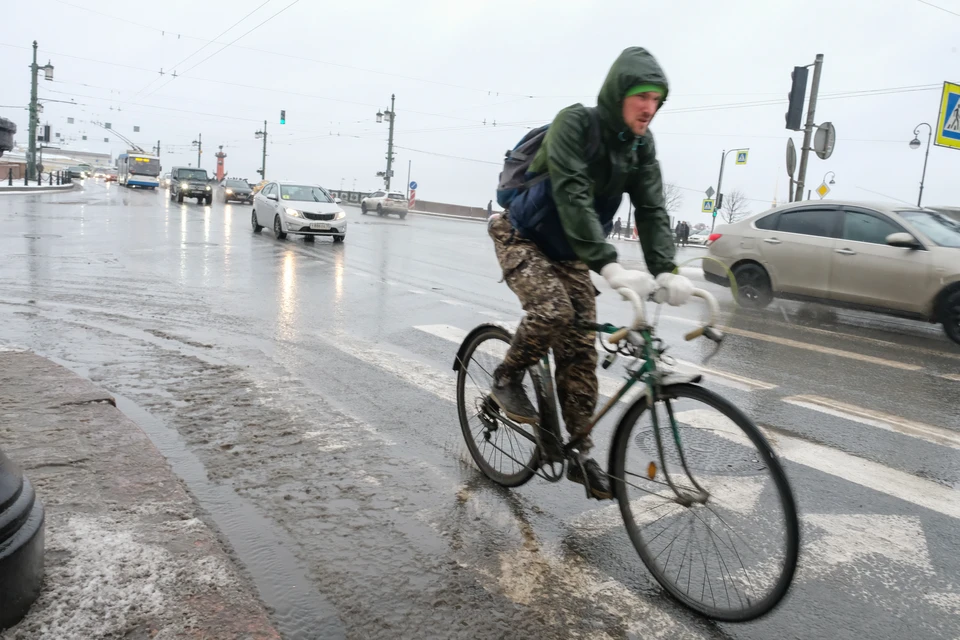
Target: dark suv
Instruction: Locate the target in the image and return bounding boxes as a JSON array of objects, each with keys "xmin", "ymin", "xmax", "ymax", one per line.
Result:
[
  {"xmin": 222, "ymin": 178, "xmax": 253, "ymax": 204},
  {"xmin": 169, "ymin": 167, "xmax": 212, "ymax": 204}
]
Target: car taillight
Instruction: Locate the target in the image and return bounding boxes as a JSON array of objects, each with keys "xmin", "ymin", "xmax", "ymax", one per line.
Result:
[{"xmin": 706, "ymin": 233, "xmax": 722, "ymax": 246}]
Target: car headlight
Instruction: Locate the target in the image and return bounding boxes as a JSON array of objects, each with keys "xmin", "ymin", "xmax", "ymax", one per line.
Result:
[
  {"xmin": 181, "ymin": 182, "xmax": 188, "ymax": 189},
  {"xmin": 226, "ymin": 189, "xmax": 233, "ymax": 194},
  {"xmin": 284, "ymin": 207, "xmax": 302, "ymax": 218},
  {"xmin": 205, "ymin": 185, "xmax": 211, "ymax": 191},
  {"xmin": 335, "ymin": 211, "xmax": 346, "ymax": 220}
]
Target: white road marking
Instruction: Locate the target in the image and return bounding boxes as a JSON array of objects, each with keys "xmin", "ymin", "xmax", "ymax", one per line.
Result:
[
  {"xmin": 706, "ymin": 324, "xmax": 922, "ymax": 372},
  {"xmin": 782, "ymin": 395, "xmax": 960, "ymax": 450},
  {"xmin": 407, "ymin": 288, "xmax": 427, "ymax": 295},
  {"xmin": 676, "ymin": 410, "xmax": 960, "ymax": 520},
  {"xmin": 673, "ymin": 358, "xmax": 777, "ymax": 391},
  {"xmin": 414, "ymin": 324, "xmax": 635, "ymax": 402},
  {"xmin": 940, "ymin": 373, "xmax": 960, "ymax": 382},
  {"xmin": 440, "ymin": 299, "xmax": 465, "ymax": 307},
  {"xmin": 802, "ymin": 514, "xmax": 933, "ymax": 579}
]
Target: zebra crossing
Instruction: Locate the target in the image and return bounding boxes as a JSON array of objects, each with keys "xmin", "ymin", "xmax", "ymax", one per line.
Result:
[{"xmin": 310, "ymin": 314, "xmax": 960, "ymax": 635}]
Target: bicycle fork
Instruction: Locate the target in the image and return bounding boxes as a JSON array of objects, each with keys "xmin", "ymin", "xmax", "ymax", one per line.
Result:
[{"xmin": 648, "ymin": 385, "xmax": 710, "ymax": 507}]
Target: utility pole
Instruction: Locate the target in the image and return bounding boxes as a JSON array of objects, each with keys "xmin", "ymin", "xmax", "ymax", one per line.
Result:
[
  {"xmin": 27, "ymin": 41, "xmax": 54, "ymax": 182},
  {"xmin": 794, "ymin": 54, "xmax": 824, "ymax": 203},
  {"xmin": 192, "ymin": 133, "xmax": 202, "ymax": 170},
  {"xmin": 406, "ymin": 159, "xmax": 411, "ymax": 199},
  {"xmin": 710, "ymin": 147, "xmax": 748, "ymax": 234},
  {"xmin": 255, "ymin": 121, "xmax": 267, "ymax": 179},
  {"xmin": 155, "ymin": 140, "xmax": 160, "ymax": 156}
]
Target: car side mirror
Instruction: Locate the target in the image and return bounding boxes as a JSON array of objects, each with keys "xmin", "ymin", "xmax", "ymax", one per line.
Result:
[
  {"xmin": 267, "ymin": 193, "xmax": 278, "ymax": 201},
  {"xmin": 886, "ymin": 232, "xmax": 921, "ymax": 249},
  {"xmin": 335, "ymin": 197, "xmax": 342, "ymax": 204}
]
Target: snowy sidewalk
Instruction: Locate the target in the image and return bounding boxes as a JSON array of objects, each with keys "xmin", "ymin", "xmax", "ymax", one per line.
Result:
[
  {"xmin": 0, "ymin": 350, "xmax": 279, "ymax": 639},
  {"xmin": 0, "ymin": 183, "xmax": 76, "ymax": 194}
]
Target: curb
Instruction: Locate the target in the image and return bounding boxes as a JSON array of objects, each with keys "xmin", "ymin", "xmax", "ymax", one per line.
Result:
[{"xmin": 0, "ymin": 183, "xmax": 77, "ymax": 194}]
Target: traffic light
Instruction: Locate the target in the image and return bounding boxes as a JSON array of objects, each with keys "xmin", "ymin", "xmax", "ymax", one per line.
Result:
[
  {"xmin": 40, "ymin": 125, "xmax": 51, "ymax": 143},
  {"xmin": 715, "ymin": 193, "xmax": 724, "ymax": 211},
  {"xmin": 280, "ymin": 110, "xmax": 286, "ymax": 125},
  {"xmin": 785, "ymin": 66, "xmax": 808, "ymax": 131}
]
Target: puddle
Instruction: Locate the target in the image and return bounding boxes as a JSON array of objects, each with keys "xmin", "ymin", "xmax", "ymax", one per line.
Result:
[{"xmin": 113, "ymin": 394, "xmax": 346, "ymax": 639}]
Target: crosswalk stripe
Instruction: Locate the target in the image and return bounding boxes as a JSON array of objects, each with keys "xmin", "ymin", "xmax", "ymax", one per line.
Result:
[
  {"xmin": 677, "ymin": 410, "xmax": 960, "ymax": 520},
  {"xmin": 941, "ymin": 373, "xmax": 960, "ymax": 382},
  {"xmin": 414, "ymin": 324, "xmax": 774, "ymax": 394},
  {"xmin": 782, "ymin": 395, "xmax": 960, "ymax": 450}
]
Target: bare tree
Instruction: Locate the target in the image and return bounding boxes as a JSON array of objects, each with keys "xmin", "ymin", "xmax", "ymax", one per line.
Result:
[
  {"xmin": 719, "ymin": 188, "xmax": 749, "ymax": 224},
  {"xmin": 663, "ymin": 182, "xmax": 683, "ymax": 215}
]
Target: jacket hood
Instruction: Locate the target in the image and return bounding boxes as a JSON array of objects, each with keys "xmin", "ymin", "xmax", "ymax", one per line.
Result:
[{"xmin": 597, "ymin": 47, "xmax": 669, "ymax": 141}]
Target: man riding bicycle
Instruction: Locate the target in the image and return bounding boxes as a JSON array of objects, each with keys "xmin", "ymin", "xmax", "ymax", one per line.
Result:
[{"xmin": 488, "ymin": 47, "xmax": 693, "ymax": 500}]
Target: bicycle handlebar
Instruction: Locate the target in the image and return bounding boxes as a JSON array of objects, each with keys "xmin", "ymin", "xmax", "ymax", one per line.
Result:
[{"xmin": 607, "ymin": 286, "xmax": 721, "ymax": 344}]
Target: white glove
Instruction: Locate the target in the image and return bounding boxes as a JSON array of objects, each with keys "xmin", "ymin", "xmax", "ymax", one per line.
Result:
[
  {"xmin": 601, "ymin": 263, "xmax": 656, "ymax": 298},
  {"xmin": 653, "ymin": 272, "xmax": 694, "ymax": 306}
]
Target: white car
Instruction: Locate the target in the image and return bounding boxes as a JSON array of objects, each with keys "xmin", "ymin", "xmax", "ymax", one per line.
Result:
[
  {"xmin": 252, "ymin": 181, "xmax": 347, "ymax": 243},
  {"xmin": 361, "ymin": 190, "xmax": 408, "ymax": 219},
  {"xmin": 687, "ymin": 233, "xmax": 709, "ymax": 245}
]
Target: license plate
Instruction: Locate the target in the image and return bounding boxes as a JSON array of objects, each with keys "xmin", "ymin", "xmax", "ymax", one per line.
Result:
[{"xmin": 310, "ymin": 222, "xmax": 330, "ymax": 230}]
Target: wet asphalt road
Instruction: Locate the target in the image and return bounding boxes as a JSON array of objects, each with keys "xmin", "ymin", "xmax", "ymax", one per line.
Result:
[{"xmin": 1, "ymin": 181, "xmax": 959, "ymax": 639}]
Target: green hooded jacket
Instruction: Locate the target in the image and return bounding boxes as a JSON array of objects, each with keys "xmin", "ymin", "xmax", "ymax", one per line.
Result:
[{"xmin": 529, "ymin": 47, "xmax": 677, "ymax": 275}]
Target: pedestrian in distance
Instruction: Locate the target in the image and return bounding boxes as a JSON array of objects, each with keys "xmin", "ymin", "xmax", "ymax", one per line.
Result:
[
  {"xmin": 487, "ymin": 200, "xmax": 494, "ymax": 217},
  {"xmin": 614, "ymin": 217, "xmax": 623, "ymax": 239}
]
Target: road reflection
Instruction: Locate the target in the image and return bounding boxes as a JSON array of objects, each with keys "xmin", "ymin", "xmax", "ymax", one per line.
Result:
[{"xmin": 278, "ymin": 250, "xmax": 298, "ymax": 339}]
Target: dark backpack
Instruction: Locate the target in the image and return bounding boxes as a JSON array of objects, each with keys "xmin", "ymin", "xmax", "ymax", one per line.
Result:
[{"xmin": 495, "ymin": 107, "xmax": 602, "ymax": 209}]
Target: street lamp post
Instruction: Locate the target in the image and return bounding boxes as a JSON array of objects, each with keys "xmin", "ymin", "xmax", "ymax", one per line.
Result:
[
  {"xmin": 909, "ymin": 123, "xmax": 932, "ymax": 207},
  {"xmin": 823, "ymin": 171, "xmax": 836, "ymax": 185},
  {"xmin": 710, "ymin": 148, "xmax": 748, "ymax": 234},
  {"xmin": 192, "ymin": 133, "xmax": 202, "ymax": 170},
  {"xmin": 376, "ymin": 95, "xmax": 396, "ymax": 190},
  {"xmin": 255, "ymin": 121, "xmax": 267, "ymax": 179},
  {"xmin": 27, "ymin": 41, "xmax": 54, "ymax": 181}
]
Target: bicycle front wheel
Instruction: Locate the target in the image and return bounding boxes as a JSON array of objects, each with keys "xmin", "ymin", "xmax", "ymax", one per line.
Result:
[
  {"xmin": 610, "ymin": 383, "xmax": 799, "ymax": 622},
  {"xmin": 455, "ymin": 325, "xmax": 539, "ymax": 487}
]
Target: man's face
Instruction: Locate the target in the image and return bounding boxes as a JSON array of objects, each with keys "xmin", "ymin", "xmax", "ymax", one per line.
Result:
[{"xmin": 622, "ymin": 92, "xmax": 660, "ymax": 136}]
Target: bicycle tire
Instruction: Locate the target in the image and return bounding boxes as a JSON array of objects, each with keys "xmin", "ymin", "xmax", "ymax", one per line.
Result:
[
  {"xmin": 609, "ymin": 383, "xmax": 799, "ymax": 622},
  {"xmin": 456, "ymin": 326, "xmax": 538, "ymax": 487}
]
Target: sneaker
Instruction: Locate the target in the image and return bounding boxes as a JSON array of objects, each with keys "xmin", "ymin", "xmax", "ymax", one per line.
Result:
[
  {"xmin": 567, "ymin": 457, "xmax": 613, "ymax": 500},
  {"xmin": 489, "ymin": 377, "xmax": 538, "ymax": 424}
]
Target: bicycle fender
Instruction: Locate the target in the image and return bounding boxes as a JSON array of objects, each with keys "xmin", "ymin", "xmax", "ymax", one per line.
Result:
[{"xmin": 452, "ymin": 323, "xmax": 512, "ymax": 372}]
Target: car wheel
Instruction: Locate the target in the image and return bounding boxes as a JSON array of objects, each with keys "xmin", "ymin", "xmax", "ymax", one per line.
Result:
[
  {"xmin": 251, "ymin": 210, "xmax": 262, "ymax": 233},
  {"xmin": 207, "ymin": 195, "xmax": 213, "ymax": 205},
  {"xmin": 377, "ymin": 204, "xmax": 384, "ymax": 216},
  {"xmin": 333, "ymin": 234, "xmax": 345, "ymax": 243},
  {"xmin": 399, "ymin": 212, "xmax": 407, "ymax": 220},
  {"xmin": 361, "ymin": 204, "xmax": 367, "ymax": 215},
  {"xmin": 938, "ymin": 286, "xmax": 960, "ymax": 346},
  {"xmin": 733, "ymin": 263, "xmax": 773, "ymax": 309},
  {"xmin": 304, "ymin": 235, "xmax": 315, "ymax": 242},
  {"xmin": 274, "ymin": 215, "xmax": 287, "ymax": 240},
  {"xmin": 177, "ymin": 193, "xmax": 184, "ymax": 203}
]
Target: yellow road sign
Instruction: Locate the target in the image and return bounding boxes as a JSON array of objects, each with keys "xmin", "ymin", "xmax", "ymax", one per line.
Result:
[
  {"xmin": 702, "ymin": 198, "xmax": 715, "ymax": 212},
  {"xmin": 935, "ymin": 81, "xmax": 960, "ymax": 150},
  {"xmin": 816, "ymin": 183, "xmax": 830, "ymax": 199},
  {"xmin": 735, "ymin": 150, "xmax": 749, "ymax": 165}
]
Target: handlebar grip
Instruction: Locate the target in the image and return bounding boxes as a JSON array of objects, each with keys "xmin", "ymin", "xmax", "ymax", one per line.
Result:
[
  {"xmin": 684, "ymin": 327, "xmax": 705, "ymax": 342},
  {"xmin": 608, "ymin": 327, "xmax": 630, "ymax": 344}
]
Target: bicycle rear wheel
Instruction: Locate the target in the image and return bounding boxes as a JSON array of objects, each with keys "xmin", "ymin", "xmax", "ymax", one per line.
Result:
[
  {"xmin": 456, "ymin": 326, "xmax": 539, "ymax": 487},
  {"xmin": 610, "ymin": 383, "xmax": 799, "ymax": 622}
]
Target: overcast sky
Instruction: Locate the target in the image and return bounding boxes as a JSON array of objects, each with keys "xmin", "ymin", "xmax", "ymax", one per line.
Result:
[{"xmin": 3, "ymin": 0, "xmax": 959, "ymax": 223}]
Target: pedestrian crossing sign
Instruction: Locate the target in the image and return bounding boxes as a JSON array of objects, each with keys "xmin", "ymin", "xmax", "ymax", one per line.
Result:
[
  {"xmin": 702, "ymin": 198, "xmax": 715, "ymax": 213},
  {"xmin": 736, "ymin": 150, "xmax": 749, "ymax": 165},
  {"xmin": 935, "ymin": 81, "xmax": 960, "ymax": 150}
]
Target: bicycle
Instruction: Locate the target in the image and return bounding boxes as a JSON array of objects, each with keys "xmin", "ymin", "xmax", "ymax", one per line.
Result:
[{"xmin": 453, "ymin": 286, "xmax": 800, "ymax": 622}]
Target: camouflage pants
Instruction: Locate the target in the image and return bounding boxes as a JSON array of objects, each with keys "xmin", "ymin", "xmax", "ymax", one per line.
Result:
[{"xmin": 488, "ymin": 214, "xmax": 598, "ymax": 452}]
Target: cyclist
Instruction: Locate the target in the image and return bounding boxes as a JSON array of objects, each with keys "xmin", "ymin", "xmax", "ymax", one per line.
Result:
[{"xmin": 487, "ymin": 47, "xmax": 692, "ymax": 500}]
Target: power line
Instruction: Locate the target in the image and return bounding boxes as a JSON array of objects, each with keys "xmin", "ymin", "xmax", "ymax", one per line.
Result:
[
  {"xmin": 916, "ymin": 0, "xmax": 960, "ymax": 17},
  {"xmin": 393, "ymin": 146, "xmax": 501, "ymax": 166},
  {"xmin": 122, "ymin": 0, "xmax": 276, "ymax": 105},
  {"xmin": 144, "ymin": 0, "xmax": 302, "ymax": 98}
]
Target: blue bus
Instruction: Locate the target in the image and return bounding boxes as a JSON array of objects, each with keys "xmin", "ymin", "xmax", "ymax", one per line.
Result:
[{"xmin": 117, "ymin": 152, "xmax": 160, "ymax": 189}]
